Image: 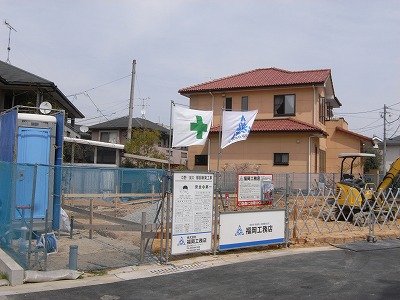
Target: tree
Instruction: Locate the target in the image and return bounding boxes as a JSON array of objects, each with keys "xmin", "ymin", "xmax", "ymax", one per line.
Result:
[
  {"xmin": 364, "ymin": 145, "xmax": 382, "ymax": 173},
  {"xmin": 123, "ymin": 128, "xmax": 167, "ymax": 168}
]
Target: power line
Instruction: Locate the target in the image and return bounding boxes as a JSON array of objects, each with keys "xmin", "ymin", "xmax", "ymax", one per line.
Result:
[
  {"xmin": 66, "ymin": 74, "xmax": 131, "ymax": 98},
  {"xmin": 338, "ymin": 101, "xmax": 400, "ymax": 115},
  {"xmin": 84, "ymin": 92, "xmax": 109, "ymax": 122}
]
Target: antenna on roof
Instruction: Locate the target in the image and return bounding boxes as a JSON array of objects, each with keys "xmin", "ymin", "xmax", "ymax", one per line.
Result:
[
  {"xmin": 137, "ymin": 97, "xmax": 150, "ymax": 119},
  {"xmin": 4, "ymin": 20, "xmax": 17, "ymax": 64}
]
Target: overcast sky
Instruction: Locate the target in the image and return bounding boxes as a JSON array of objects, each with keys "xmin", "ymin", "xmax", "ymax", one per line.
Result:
[{"xmin": 1, "ymin": 0, "xmax": 399, "ymax": 139}]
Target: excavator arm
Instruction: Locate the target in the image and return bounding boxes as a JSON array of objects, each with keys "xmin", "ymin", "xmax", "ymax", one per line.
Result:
[{"xmin": 376, "ymin": 157, "xmax": 400, "ymax": 192}]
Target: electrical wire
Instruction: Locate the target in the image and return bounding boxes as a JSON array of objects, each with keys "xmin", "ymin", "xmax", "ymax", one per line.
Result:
[
  {"xmin": 66, "ymin": 74, "xmax": 131, "ymax": 98},
  {"xmin": 84, "ymin": 92, "xmax": 109, "ymax": 122}
]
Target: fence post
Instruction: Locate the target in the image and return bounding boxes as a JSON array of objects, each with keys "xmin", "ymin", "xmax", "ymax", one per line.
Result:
[
  {"xmin": 140, "ymin": 211, "xmax": 146, "ymax": 262},
  {"xmin": 89, "ymin": 198, "xmax": 93, "ymax": 239},
  {"xmin": 285, "ymin": 173, "xmax": 290, "ymax": 247}
]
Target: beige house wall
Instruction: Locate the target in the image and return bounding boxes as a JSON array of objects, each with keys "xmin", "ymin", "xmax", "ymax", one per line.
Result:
[
  {"xmin": 326, "ymin": 118, "xmax": 364, "ymax": 174},
  {"xmin": 189, "ymin": 132, "xmax": 321, "ymax": 174},
  {"xmin": 190, "ymin": 86, "xmax": 328, "ymax": 130}
]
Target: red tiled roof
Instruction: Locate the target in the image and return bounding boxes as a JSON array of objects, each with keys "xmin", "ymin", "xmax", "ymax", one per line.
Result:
[
  {"xmin": 210, "ymin": 118, "xmax": 327, "ymax": 135},
  {"xmin": 179, "ymin": 68, "xmax": 331, "ymax": 94},
  {"xmin": 335, "ymin": 127, "xmax": 372, "ymax": 143}
]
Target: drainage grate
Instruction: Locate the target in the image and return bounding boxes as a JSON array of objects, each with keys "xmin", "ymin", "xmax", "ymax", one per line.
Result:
[{"xmin": 148, "ymin": 262, "xmax": 206, "ymax": 275}]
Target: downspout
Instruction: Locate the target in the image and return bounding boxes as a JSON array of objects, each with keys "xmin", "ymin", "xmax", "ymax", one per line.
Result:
[
  {"xmin": 313, "ymin": 85, "xmax": 316, "ymax": 125},
  {"xmin": 308, "ymin": 135, "xmax": 318, "ymax": 190},
  {"xmin": 308, "ymin": 135, "xmax": 312, "ymax": 189},
  {"xmin": 209, "ymin": 91, "xmax": 215, "ymax": 125}
]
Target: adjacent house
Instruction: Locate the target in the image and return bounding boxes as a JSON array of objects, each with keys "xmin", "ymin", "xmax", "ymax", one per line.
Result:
[
  {"xmin": 178, "ymin": 68, "xmax": 373, "ymax": 175},
  {"xmin": 0, "ymin": 60, "xmax": 84, "ymax": 128},
  {"xmin": 88, "ymin": 116, "xmax": 187, "ymax": 167},
  {"xmin": 378, "ymin": 135, "xmax": 400, "ymax": 172}
]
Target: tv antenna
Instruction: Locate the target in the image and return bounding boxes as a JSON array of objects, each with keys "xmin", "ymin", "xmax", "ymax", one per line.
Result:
[
  {"xmin": 136, "ymin": 97, "xmax": 150, "ymax": 119},
  {"xmin": 4, "ymin": 20, "xmax": 17, "ymax": 64}
]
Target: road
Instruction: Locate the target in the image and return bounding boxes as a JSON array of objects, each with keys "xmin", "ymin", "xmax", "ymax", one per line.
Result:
[{"xmin": 2, "ymin": 245, "xmax": 400, "ymax": 299}]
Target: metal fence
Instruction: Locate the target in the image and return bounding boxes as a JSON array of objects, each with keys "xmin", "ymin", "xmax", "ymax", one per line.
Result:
[
  {"xmin": 1, "ymin": 162, "xmax": 399, "ymax": 271},
  {"xmin": 0, "ymin": 161, "xmax": 166, "ymax": 270},
  {"xmin": 217, "ymin": 172, "xmax": 400, "ymax": 245}
]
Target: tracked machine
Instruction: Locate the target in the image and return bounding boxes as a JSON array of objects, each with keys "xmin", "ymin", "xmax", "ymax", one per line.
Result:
[{"xmin": 332, "ymin": 153, "xmax": 400, "ymax": 226}]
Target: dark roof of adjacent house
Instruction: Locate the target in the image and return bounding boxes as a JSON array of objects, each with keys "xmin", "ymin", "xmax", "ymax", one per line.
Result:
[
  {"xmin": 0, "ymin": 60, "xmax": 84, "ymax": 118},
  {"xmin": 384, "ymin": 135, "xmax": 400, "ymax": 146},
  {"xmin": 179, "ymin": 68, "xmax": 332, "ymax": 94},
  {"xmin": 89, "ymin": 116, "xmax": 169, "ymax": 133},
  {"xmin": 335, "ymin": 127, "xmax": 373, "ymax": 143},
  {"xmin": 210, "ymin": 118, "xmax": 327, "ymax": 135}
]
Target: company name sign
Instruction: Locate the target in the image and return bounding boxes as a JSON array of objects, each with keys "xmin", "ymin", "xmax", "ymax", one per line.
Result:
[{"xmin": 219, "ymin": 210, "xmax": 285, "ymax": 251}]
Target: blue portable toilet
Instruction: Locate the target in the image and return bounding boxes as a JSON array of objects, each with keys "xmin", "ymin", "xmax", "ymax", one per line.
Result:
[
  {"xmin": 15, "ymin": 113, "xmax": 57, "ymax": 227},
  {"xmin": 0, "ymin": 108, "xmax": 63, "ymax": 233}
]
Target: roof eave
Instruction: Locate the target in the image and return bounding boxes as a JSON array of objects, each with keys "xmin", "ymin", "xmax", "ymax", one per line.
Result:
[{"xmin": 179, "ymin": 81, "xmax": 327, "ymax": 96}]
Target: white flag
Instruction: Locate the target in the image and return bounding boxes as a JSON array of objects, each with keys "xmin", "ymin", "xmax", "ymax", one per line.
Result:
[
  {"xmin": 172, "ymin": 106, "xmax": 213, "ymax": 147},
  {"xmin": 221, "ymin": 110, "xmax": 258, "ymax": 149}
]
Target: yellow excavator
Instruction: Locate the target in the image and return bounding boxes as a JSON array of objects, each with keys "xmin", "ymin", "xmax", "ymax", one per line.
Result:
[{"xmin": 333, "ymin": 153, "xmax": 400, "ymax": 225}]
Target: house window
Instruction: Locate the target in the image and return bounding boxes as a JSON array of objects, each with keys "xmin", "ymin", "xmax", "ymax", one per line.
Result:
[
  {"xmin": 274, "ymin": 153, "xmax": 289, "ymax": 165},
  {"xmin": 195, "ymin": 155, "xmax": 208, "ymax": 166},
  {"xmin": 274, "ymin": 94, "xmax": 295, "ymax": 116},
  {"xmin": 327, "ymin": 103, "xmax": 333, "ymax": 120},
  {"xmin": 315, "ymin": 146, "xmax": 318, "ymax": 173},
  {"xmin": 319, "ymin": 150, "xmax": 326, "ymax": 173},
  {"xmin": 100, "ymin": 131, "xmax": 118, "ymax": 143},
  {"xmin": 225, "ymin": 97, "xmax": 232, "ymax": 111},
  {"xmin": 97, "ymin": 147, "xmax": 117, "ymax": 164},
  {"xmin": 241, "ymin": 96, "xmax": 248, "ymax": 111}
]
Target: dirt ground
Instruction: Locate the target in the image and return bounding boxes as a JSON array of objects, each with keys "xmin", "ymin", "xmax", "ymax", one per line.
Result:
[{"xmin": 40, "ymin": 197, "xmax": 400, "ymax": 273}]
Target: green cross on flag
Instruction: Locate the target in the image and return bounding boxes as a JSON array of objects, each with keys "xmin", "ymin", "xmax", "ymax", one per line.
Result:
[
  {"xmin": 190, "ymin": 116, "xmax": 208, "ymax": 139},
  {"xmin": 172, "ymin": 105, "xmax": 213, "ymax": 147}
]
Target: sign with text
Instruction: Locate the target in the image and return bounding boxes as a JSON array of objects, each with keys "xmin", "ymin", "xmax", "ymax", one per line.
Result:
[
  {"xmin": 171, "ymin": 172, "xmax": 214, "ymax": 255},
  {"xmin": 219, "ymin": 210, "xmax": 285, "ymax": 251},
  {"xmin": 237, "ymin": 174, "xmax": 273, "ymax": 206}
]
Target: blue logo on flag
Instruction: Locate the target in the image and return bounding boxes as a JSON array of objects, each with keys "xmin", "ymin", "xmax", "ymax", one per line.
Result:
[{"xmin": 230, "ymin": 115, "xmax": 251, "ymax": 142}]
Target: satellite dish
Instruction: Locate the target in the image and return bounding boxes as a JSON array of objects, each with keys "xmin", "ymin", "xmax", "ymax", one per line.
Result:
[
  {"xmin": 80, "ymin": 125, "xmax": 89, "ymax": 133},
  {"xmin": 39, "ymin": 101, "xmax": 52, "ymax": 114}
]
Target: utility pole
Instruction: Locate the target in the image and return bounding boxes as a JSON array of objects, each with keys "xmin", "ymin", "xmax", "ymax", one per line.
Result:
[
  {"xmin": 127, "ymin": 60, "xmax": 136, "ymax": 140},
  {"xmin": 383, "ymin": 104, "xmax": 387, "ymax": 174}
]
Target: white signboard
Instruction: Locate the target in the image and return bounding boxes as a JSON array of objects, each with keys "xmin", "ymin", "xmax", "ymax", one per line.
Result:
[
  {"xmin": 219, "ymin": 210, "xmax": 285, "ymax": 250},
  {"xmin": 237, "ymin": 174, "xmax": 273, "ymax": 206},
  {"xmin": 171, "ymin": 172, "xmax": 214, "ymax": 255}
]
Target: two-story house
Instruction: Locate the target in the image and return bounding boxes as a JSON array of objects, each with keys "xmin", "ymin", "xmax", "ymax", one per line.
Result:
[{"xmin": 178, "ymin": 68, "xmax": 372, "ymax": 175}]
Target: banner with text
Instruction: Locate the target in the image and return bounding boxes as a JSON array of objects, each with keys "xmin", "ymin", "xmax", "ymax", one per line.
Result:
[{"xmin": 171, "ymin": 172, "xmax": 214, "ymax": 255}]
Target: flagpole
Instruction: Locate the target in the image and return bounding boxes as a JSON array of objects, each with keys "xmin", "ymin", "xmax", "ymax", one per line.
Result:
[
  {"xmin": 207, "ymin": 138, "xmax": 210, "ymax": 172},
  {"xmin": 213, "ymin": 106, "xmax": 224, "ymax": 255},
  {"xmin": 164, "ymin": 100, "xmax": 174, "ymax": 263}
]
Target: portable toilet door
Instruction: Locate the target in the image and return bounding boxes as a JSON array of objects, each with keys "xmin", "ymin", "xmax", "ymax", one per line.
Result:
[{"xmin": 15, "ymin": 114, "xmax": 56, "ymax": 225}]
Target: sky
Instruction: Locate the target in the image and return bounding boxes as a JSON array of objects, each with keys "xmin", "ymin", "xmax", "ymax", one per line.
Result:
[{"xmin": 1, "ymin": 0, "xmax": 400, "ymax": 139}]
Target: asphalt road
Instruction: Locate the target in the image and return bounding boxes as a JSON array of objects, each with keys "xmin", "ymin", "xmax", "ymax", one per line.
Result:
[{"xmin": 4, "ymin": 245, "xmax": 400, "ymax": 300}]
